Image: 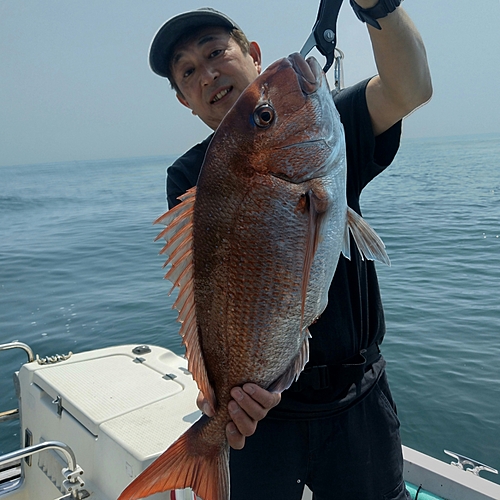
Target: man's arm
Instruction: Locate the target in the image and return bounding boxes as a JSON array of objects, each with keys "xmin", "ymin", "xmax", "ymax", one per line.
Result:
[{"xmin": 354, "ymin": 1, "xmax": 432, "ymax": 136}]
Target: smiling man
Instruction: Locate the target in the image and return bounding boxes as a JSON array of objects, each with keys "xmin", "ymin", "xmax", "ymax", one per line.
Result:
[
  {"xmin": 147, "ymin": 2, "xmax": 431, "ymax": 499},
  {"xmin": 168, "ymin": 27, "xmax": 261, "ymax": 129}
]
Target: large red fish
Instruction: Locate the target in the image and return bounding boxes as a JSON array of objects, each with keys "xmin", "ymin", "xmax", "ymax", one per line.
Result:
[{"xmin": 119, "ymin": 53, "xmax": 389, "ymax": 500}]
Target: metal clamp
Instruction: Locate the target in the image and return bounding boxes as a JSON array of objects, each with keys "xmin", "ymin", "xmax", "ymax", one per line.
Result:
[
  {"xmin": 55, "ymin": 489, "xmax": 90, "ymax": 500},
  {"xmin": 300, "ymin": 0, "xmax": 345, "ymax": 73},
  {"xmin": 445, "ymin": 449, "xmax": 499, "ymax": 477},
  {"xmin": 333, "ymin": 48, "xmax": 344, "ymax": 92},
  {"xmin": 61, "ymin": 465, "xmax": 87, "ymax": 498}
]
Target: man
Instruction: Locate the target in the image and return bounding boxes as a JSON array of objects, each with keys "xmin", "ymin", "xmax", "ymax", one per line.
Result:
[{"xmin": 150, "ymin": 1, "xmax": 431, "ymax": 498}]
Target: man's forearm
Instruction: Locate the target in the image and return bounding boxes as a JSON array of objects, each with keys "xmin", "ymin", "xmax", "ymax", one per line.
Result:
[
  {"xmin": 370, "ymin": 7, "xmax": 432, "ymax": 112},
  {"xmin": 351, "ymin": 2, "xmax": 433, "ymax": 135}
]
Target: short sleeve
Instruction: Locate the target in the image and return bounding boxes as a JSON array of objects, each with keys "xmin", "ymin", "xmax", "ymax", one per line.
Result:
[
  {"xmin": 166, "ymin": 135, "xmax": 213, "ymax": 209},
  {"xmin": 334, "ymin": 78, "xmax": 402, "ymax": 200}
]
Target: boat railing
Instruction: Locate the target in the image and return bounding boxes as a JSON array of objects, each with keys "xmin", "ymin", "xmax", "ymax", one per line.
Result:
[
  {"xmin": 0, "ymin": 342, "xmax": 34, "ymax": 363},
  {"xmin": 0, "ymin": 441, "xmax": 87, "ymax": 499},
  {"xmin": 0, "ymin": 342, "xmax": 88, "ymax": 499},
  {"xmin": 0, "ymin": 342, "xmax": 34, "ymax": 424}
]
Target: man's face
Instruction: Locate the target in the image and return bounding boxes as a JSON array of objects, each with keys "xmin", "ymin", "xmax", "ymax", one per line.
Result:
[{"xmin": 171, "ymin": 27, "xmax": 262, "ymax": 130}]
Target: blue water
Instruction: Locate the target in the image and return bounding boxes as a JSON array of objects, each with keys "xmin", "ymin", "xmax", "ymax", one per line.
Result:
[{"xmin": 1, "ymin": 134, "xmax": 499, "ymax": 484}]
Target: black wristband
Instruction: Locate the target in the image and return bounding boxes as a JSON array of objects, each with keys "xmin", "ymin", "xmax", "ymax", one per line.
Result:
[{"xmin": 350, "ymin": 0, "xmax": 402, "ymax": 30}]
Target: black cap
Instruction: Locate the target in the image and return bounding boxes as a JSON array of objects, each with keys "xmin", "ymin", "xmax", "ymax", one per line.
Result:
[{"xmin": 149, "ymin": 8, "xmax": 241, "ymax": 78}]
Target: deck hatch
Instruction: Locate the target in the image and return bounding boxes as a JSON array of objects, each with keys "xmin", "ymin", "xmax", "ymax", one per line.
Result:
[{"xmin": 32, "ymin": 353, "xmax": 183, "ymax": 435}]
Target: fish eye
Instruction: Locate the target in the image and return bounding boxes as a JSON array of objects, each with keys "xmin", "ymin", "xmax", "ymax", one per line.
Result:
[{"xmin": 253, "ymin": 104, "xmax": 275, "ymax": 128}]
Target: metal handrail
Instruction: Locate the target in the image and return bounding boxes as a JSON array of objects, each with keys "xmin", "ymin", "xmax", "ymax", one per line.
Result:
[
  {"xmin": 0, "ymin": 441, "xmax": 77, "ymax": 471},
  {"xmin": 0, "ymin": 442, "xmax": 86, "ymax": 499},
  {"xmin": 0, "ymin": 409, "xmax": 19, "ymax": 423},
  {"xmin": 0, "ymin": 341, "xmax": 35, "ymax": 422},
  {"xmin": 0, "ymin": 342, "xmax": 35, "ymax": 363}
]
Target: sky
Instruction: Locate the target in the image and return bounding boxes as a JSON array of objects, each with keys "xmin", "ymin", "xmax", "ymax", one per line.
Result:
[{"xmin": 1, "ymin": 0, "xmax": 499, "ymax": 167}]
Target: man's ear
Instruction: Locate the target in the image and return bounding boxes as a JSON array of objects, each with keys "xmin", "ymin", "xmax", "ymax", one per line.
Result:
[
  {"xmin": 176, "ymin": 93, "xmax": 197, "ymax": 116},
  {"xmin": 249, "ymin": 41, "xmax": 262, "ymax": 75},
  {"xmin": 176, "ymin": 93, "xmax": 190, "ymax": 109}
]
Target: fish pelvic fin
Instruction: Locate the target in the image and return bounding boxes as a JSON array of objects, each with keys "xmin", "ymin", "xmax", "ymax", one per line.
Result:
[
  {"xmin": 154, "ymin": 187, "xmax": 217, "ymax": 411},
  {"xmin": 343, "ymin": 206, "xmax": 391, "ymax": 266},
  {"xmin": 118, "ymin": 415, "xmax": 229, "ymax": 500},
  {"xmin": 267, "ymin": 329, "xmax": 310, "ymax": 393}
]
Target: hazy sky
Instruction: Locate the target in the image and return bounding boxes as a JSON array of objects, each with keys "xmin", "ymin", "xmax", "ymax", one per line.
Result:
[{"xmin": 1, "ymin": 0, "xmax": 499, "ymax": 167}]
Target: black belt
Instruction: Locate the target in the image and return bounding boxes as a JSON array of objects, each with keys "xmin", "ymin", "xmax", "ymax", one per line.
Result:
[{"xmin": 289, "ymin": 343, "xmax": 381, "ymax": 393}]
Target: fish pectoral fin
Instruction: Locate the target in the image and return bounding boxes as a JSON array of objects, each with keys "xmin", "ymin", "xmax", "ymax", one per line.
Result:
[
  {"xmin": 117, "ymin": 415, "xmax": 229, "ymax": 500},
  {"xmin": 154, "ymin": 187, "xmax": 217, "ymax": 411},
  {"xmin": 267, "ymin": 330, "xmax": 310, "ymax": 393},
  {"xmin": 300, "ymin": 190, "xmax": 322, "ymax": 328},
  {"xmin": 341, "ymin": 218, "xmax": 352, "ymax": 261},
  {"xmin": 345, "ymin": 207, "xmax": 391, "ymax": 266}
]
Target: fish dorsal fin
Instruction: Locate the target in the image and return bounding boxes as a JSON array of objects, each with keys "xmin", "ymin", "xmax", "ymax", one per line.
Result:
[
  {"xmin": 343, "ymin": 206, "xmax": 391, "ymax": 266},
  {"xmin": 267, "ymin": 329, "xmax": 310, "ymax": 393},
  {"xmin": 154, "ymin": 187, "xmax": 217, "ymax": 409}
]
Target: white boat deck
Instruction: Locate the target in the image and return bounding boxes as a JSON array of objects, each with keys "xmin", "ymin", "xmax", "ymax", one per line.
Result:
[{"xmin": 1, "ymin": 343, "xmax": 499, "ymax": 500}]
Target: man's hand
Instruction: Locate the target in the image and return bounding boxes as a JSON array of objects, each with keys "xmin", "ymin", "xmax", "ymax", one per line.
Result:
[{"xmin": 196, "ymin": 384, "xmax": 281, "ymax": 450}]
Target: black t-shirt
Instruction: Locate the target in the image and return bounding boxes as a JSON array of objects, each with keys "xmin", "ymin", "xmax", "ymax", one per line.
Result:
[{"xmin": 166, "ymin": 78, "xmax": 401, "ymax": 416}]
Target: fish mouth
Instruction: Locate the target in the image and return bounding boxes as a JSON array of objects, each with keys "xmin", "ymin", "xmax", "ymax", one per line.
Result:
[{"xmin": 287, "ymin": 53, "xmax": 322, "ymax": 95}]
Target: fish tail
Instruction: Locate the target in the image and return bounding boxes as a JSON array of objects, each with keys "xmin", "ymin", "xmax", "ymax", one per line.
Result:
[{"xmin": 118, "ymin": 415, "xmax": 229, "ymax": 500}]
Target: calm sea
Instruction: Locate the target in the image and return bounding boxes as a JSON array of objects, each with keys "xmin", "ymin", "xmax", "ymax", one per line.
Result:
[{"xmin": 1, "ymin": 134, "xmax": 499, "ymax": 484}]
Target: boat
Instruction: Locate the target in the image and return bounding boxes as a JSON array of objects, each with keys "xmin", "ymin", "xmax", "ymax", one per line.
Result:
[{"xmin": 1, "ymin": 341, "xmax": 499, "ymax": 500}]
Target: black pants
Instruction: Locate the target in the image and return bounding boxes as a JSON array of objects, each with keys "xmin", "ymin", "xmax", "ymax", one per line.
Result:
[{"xmin": 230, "ymin": 371, "xmax": 410, "ymax": 500}]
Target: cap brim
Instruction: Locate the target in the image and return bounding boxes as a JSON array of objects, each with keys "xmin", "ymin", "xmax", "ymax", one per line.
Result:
[{"xmin": 149, "ymin": 9, "xmax": 240, "ymax": 78}]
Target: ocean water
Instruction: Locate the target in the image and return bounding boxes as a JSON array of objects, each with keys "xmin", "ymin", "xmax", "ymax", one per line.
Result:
[{"xmin": 1, "ymin": 134, "xmax": 499, "ymax": 484}]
